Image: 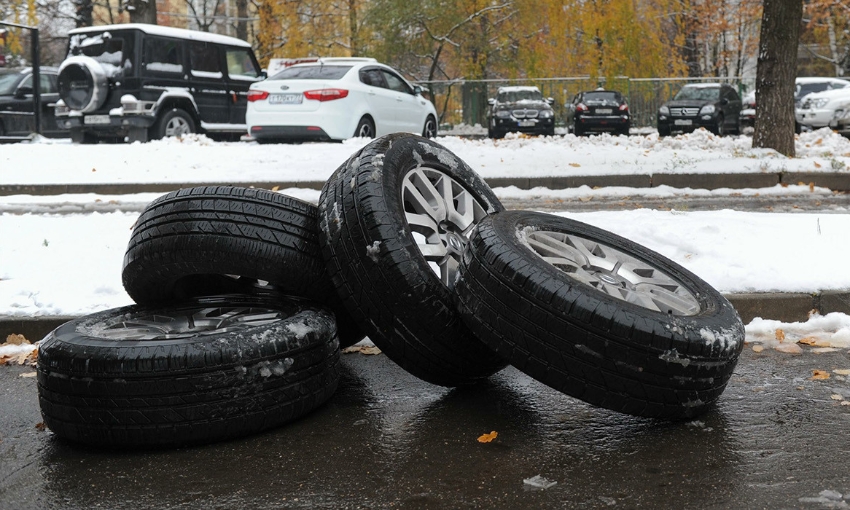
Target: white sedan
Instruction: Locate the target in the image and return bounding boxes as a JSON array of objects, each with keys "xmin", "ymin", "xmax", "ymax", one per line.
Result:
[
  {"xmin": 796, "ymin": 88, "xmax": 850, "ymax": 130},
  {"xmin": 246, "ymin": 57, "xmax": 438, "ymax": 143}
]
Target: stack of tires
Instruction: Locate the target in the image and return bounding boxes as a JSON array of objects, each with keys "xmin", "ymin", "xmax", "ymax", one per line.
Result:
[{"xmin": 37, "ymin": 133, "xmax": 745, "ymax": 449}]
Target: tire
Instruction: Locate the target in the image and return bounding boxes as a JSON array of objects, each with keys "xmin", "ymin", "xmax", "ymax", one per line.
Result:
[
  {"xmin": 318, "ymin": 133, "xmax": 508, "ymax": 386},
  {"xmin": 354, "ymin": 116, "xmax": 375, "ymax": 138},
  {"xmin": 57, "ymin": 55, "xmax": 109, "ymax": 113},
  {"xmin": 154, "ymin": 108, "xmax": 196, "ymax": 139},
  {"xmin": 122, "ymin": 186, "xmax": 363, "ymax": 347},
  {"xmin": 657, "ymin": 124, "xmax": 671, "ymax": 137},
  {"xmin": 454, "ymin": 210, "xmax": 745, "ymax": 420},
  {"xmin": 422, "ymin": 115, "xmax": 437, "ymax": 138},
  {"xmin": 574, "ymin": 123, "xmax": 584, "ymax": 137},
  {"xmin": 488, "ymin": 128, "xmax": 504, "ymax": 139},
  {"xmin": 37, "ymin": 295, "xmax": 340, "ymax": 448},
  {"xmin": 545, "ymin": 126, "xmax": 556, "ymax": 137}
]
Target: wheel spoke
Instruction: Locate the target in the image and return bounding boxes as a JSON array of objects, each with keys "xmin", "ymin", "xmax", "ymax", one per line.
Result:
[{"xmin": 99, "ymin": 305, "xmax": 285, "ymax": 340}]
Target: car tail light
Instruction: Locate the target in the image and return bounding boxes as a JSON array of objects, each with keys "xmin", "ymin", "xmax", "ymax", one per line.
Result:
[
  {"xmin": 619, "ymin": 104, "xmax": 629, "ymax": 111},
  {"xmin": 247, "ymin": 90, "xmax": 269, "ymax": 102},
  {"xmin": 576, "ymin": 103, "xmax": 588, "ymax": 112},
  {"xmin": 304, "ymin": 88, "xmax": 349, "ymax": 101}
]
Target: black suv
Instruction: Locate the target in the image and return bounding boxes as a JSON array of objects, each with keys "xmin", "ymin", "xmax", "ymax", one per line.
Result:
[
  {"xmin": 566, "ymin": 88, "xmax": 630, "ymax": 136},
  {"xmin": 657, "ymin": 83, "xmax": 741, "ymax": 136},
  {"xmin": 54, "ymin": 23, "xmax": 263, "ymax": 143},
  {"xmin": 486, "ymin": 86, "xmax": 556, "ymax": 138}
]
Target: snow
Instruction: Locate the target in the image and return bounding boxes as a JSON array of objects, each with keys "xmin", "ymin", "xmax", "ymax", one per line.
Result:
[{"xmin": 3, "ymin": 128, "xmax": 850, "ymax": 352}]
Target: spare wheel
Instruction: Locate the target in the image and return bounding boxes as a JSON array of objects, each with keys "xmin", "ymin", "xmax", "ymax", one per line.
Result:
[{"xmin": 58, "ymin": 55, "xmax": 109, "ymax": 113}]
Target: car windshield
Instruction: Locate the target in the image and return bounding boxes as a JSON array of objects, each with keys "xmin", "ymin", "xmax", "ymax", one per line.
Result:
[
  {"xmin": 0, "ymin": 72, "xmax": 22, "ymax": 95},
  {"xmin": 796, "ymin": 83, "xmax": 830, "ymax": 99},
  {"xmin": 269, "ymin": 65, "xmax": 352, "ymax": 80},
  {"xmin": 583, "ymin": 91, "xmax": 620, "ymax": 103},
  {"xmin": 68, "ymin": 32, "xmax": 129, "ymax": 77},
  {"xmin": 674, "ymin": 86, "xmax": 720, "ymax": 101},
  {"xmin": 497, "ymin": 89, "xmax": 543, "ymax": 102}
]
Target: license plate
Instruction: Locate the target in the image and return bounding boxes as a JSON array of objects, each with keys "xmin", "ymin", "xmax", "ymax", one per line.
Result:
[
  {"xmin": 269, "ymin": 93, "xmax": 302, "ymax": 105},
  {"xmin": 595, "ymin": 108, "xmax": 612, "ymax": 114},
  {"xmin": 674, "ymin": 119, "xmax": 693, "ymax": 126},
  {"xmin": 84, "ymin": 115, "xmax": 110, "ymax": 125},
  {"xmin": 518, "ymin": 120, "xmax": 536, "ymax": 127}
]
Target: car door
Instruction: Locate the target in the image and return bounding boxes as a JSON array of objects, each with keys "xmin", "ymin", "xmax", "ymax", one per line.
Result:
[
  {"xmin": 381, "ymin": 68, "xmax": 422, "ymax": 133},
  {"xmin": 3, "ymin": 72, "xmax": 59, "ymax": 136},
  {"xmin": 721, "ymin": 86, "xmax": 742, "ymax": 131},
  {"xmin": 188, "ymin": 41, "xmax": 229, "ymax": 125},
  {"xmin": 359, "ymin": 67, "xmax": 398, "ymax": 134},
  {"xmin": 141, "ymin": 36, "xmax": 190, "ymax": 107},
  {"xmin": 225, "ymin": 47, "xmax": 263, "ymax": 125}
]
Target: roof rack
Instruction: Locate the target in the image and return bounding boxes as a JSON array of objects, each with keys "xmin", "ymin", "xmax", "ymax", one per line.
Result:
[{"xmin": 317, "ymin": 57, "xmax": 378, "ymax": 64}]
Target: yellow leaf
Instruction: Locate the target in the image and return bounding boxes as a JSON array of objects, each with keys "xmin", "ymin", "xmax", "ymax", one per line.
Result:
[
  {"xmin": 341, "ymin": 345, "xmax": 382, "ymax": 355},
  {"xmin": 4, "ymin": 334, "xmax": 29, "ymax": 345},
  {"xmin": 809, "ymin": 182, "xmax": 815, "ymax": 192},
  {"xmin": 271, "ymin": 185, "xmax": 280, "ymax": 192},
  {"xmin": 833, "ymin": 369, "xmax": 850, "ymax": 376},
  {"xmin": 811, "ymin": 370, "xmax": 830, "ymax": 380},
  {"xmin": 775, "ymin": 329, "xmax": 785, "ymax": 342},
  {"xmin": 798, "ymin": 337, "xmax": 818, "ymax": 346},
  {"xmin": 569, "ymin": 163, "xmax": 581, "ymax": 167},
  {"xmin": 477, "ymin": 431, "xmax": 498, "ymax": 443},
  {"xmin": 752, "ymin": 345, "xmax": 764, "ymax": 353},
  {"xmin": 775, "ymin": 343, "xmax": 802, "ymax": 354},
  {"xmin": 814, "ymin": 161, "xmax": 822, "ymax": 168}
]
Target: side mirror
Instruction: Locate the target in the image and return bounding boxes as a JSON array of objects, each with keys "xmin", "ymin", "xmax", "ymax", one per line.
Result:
[
  {"xmin": 413, "ymin": 85, "xmax": 423, "ymax": 96},
  {"xmin": 546, "ymin": 97, "xmax": 555, "ymax": 105},
  {"xmin": 488, "ymin": 98, "xmax": 496, "ymax": 106},
  {"xmin": 720, "ymin": 98, "xmax": 729, "ymax": 106},
  {"xmin": 259, "ymin": 70, "xmax": 268, "ymax": 79},
  {"xmin": 15, "ymin": 86, "xmax": 33, "ymax": 99}
]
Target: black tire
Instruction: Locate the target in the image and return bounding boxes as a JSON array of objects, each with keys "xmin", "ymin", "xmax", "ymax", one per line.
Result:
[
  {"xmin": 122, "ymin": 186, "xmax": 363, "ymax": 347},
  {"xmin": 422, "ymin": 115, "xmax": 437, "ymax": 138},
  {"xmin": 354, "ymin": 116, "xmax": 375, "ymax": 138},
  {"xmin": 574, "ymin": 123, "xmax": 584, "ymax": 137},
  {"xmin": 657, "ymin": 124, "xmax": 671, "ymax": 137},
  {"xmin": 318, "ymin": 133, "xmax": 507, "ymax": 386},
  {"xmin": 454, "ymin": 210, "xmax": 745, "ymax": 420},
  {"xmin": 545, "ymin": 126, "xmax": 556, "ymax": 137},
  {"xmin": 488, "ymin": 128, "xmax": 504, "ymax": 139},
  {"xmin": 37, "ymin": 295, "xmax": 340, "ymax": 448},
  {"xmin": 154, "ymin": 108, "xmax": 196, "ymax": 139}
]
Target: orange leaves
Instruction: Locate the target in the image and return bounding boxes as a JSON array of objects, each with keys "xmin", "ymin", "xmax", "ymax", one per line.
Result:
[
  {"xmin": 811, "ymin": 370, "xmax": 830, "ymax": 381},
  {"xmin": 341, "ymin": 345, "xmax": 382, "ymax": 355},
  {"xmin": 477, "ymin": 431, "xmax": 498, "ymax": 443}
]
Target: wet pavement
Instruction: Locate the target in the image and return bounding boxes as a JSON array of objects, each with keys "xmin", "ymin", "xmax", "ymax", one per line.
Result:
[{"xmin": 2, "ymin": 347, "xmax": 849, "ymax": 509}]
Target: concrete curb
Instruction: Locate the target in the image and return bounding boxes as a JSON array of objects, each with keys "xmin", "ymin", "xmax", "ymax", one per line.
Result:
[
  {"xmin": 3, "ymin": 171, "xmax": 850, "ymax": 196},
  {"xmin": 5, "ymin": 291, "xmax": 850, "ymax": 342}
]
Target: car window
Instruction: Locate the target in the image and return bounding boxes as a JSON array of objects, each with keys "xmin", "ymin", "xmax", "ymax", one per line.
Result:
[
  {"xmin": 225, "ymin": 49, "xmax": 260, "ymax": 80},
  {"xmin": 269, "ymin": 65, "xmax": 351, "ymax": 80},
  {"xmin": 144, "ymin": 37, "xmax": 184, "ymax": 74},
  {"xmin": 381, "ymin": 70, "xmax": 412, "ymax": 94},
  {"xmin": 797, "ymin": 82, "xmax": 830, "ymax": 98},
  {"xmin": 69, "ymin": 33, "xmax": 128, "ymax": 77},
  {"xmin": 189, "ymin": 41, "xmax": 222, "ymax": 78},
  {"xmin": 674, "ymin": 86, "xmax": 720, "ymax": 101},
  {"xmin": 0, "ymin": 72, "xmax": 21, "ymax": 95},
  {"xmin": 497, "ymin": 89, "xmax": 543, "ymax": 102},
  {"xmin": 359, "ymin": 68, "xmax": 386, "ymax": 88},
  {"xmin": 583, "ymin": 91, "xmax": 621, "ymax": 102}
]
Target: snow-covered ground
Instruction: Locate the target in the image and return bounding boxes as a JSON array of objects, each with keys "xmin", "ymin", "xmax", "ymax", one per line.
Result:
[{"xmin": 4, "ymin": 128, "xmax": 850, "ymax": 355}]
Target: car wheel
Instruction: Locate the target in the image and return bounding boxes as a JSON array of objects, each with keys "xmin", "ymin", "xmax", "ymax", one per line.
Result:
[
  {"xmin": 154, "ymin": 108, "xmax": 196, "ymax": 139},
  {"xmin": 354, "ymin": 116, "xmax": 375, "ymax": 138},
  {"xmin": 122, "ymin": 185, "xmax": 364, "ymax": 347},
  {"xmin": 69, "ymin": 127, "xmax": 97, "ymax": 144},
  {"xmin": 546, "ymin": 126, "xmax": 555, "ymax": 137},
  {"xmin": 37, "ymin": 295, "xmax": 340, "ymax": 448},
  {"xmin": 657, "ymin": 124, "xmax": 671, "ymax": 137},
  {"xmin": 318, "ymin": 134, "xmax": 508, "ymax": 386},
  {"xmin": 454, "ymin": 210, "xmax": 745, "ymax": 420},
  {"xmin": 422, "ymin": 115, "xmax": 437, "ymax": 138}
]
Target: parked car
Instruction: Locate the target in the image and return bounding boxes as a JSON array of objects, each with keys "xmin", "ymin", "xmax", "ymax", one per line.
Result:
[
  {"xmin": 739, "ymin": 91, "xmax": 755, "ymax": 132},
  {"xmin": 566, "ymin": 88, "xmax": 630, "ymax": 136},
  {"xmin": 486, "ymin": 86, "xmax": 555, "ymax": 139},
  {"xmin": 657, "ymin": 83, "xmax": 741, "ymax": 136},
  {"xmin": 796, "ymin": 88, "xmax": 850, "ymax": 132},
  {"xmin": 795, "ymin": 77, "xmax": 850, "ymax": 108},
  {"xmin": 54, "ymin": 23, "xmax": 263, "ymax": 143},
  {"xmin": 246, "ymin": 57, "xmax": 437, "ymax": 143},
  {"xmin": 0, "ymin": 67, "xmax": 67, "ymax": 138}
]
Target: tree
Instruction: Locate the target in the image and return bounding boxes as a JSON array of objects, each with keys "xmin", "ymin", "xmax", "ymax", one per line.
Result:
[
  {"xmin": 124, "ymin": 0, "xmax": 157, "ymax": 24},
  {"xmin": 753, "ymin": 0, "xmax": 802, "ymax": 157}
]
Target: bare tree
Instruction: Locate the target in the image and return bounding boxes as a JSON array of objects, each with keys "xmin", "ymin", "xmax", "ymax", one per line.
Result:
[
  {"xmin": 124, "ymin": 0, "xmax": 156, "ymax": 24},
  {"xmin": 753, "ymin": 0, "xmax": 802, "ymax": 157},
  {"xmin": 185, "ymin": 0, "xmax": 226, "ymax": 32}
]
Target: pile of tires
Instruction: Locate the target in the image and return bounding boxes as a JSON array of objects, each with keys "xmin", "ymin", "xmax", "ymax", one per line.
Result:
[{"xmin": 37, "ymin": 133, "xmax": 745, "ymax": 449}]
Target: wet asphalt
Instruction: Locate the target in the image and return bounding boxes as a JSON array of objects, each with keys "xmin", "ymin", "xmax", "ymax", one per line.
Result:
[{"xmin": 2, "ymin": 346, "xmax": 849, "ymax": 510}]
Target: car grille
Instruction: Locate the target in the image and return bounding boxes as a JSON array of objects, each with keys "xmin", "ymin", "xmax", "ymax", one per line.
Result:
[
  {"xmin": 512, "ymin": 109, "xmax": 539, "ymax": 119},
  {"xmin": 670, "ymin": 107, "xmax": 700, "ymax": 117}
]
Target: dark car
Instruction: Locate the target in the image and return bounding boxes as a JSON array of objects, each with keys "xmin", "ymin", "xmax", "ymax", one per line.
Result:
[
  {"xmin": 0, "ymin": 67, "xmax": 67, "ymax": 138},
  {"xmin": 657, "ymin": 83, "xmax": 741, "ymax": 136},
  {"xmin": 566, "ymin": 88, "xmax": 630, "ymax": 136},
  {"xmin": 486, "ymin": 86, "xmax": 555, "ymax": 139},
  {"xmin": 54, "ymin": 23, "xmax": 263, "ymax": 143}
]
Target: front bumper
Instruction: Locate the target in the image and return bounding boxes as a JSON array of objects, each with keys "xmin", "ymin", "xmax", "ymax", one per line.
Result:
[
  {"xmin": 491, "ymin": 117, "xmax": 554, "ymax": 134},
  {"xmin": 657, "ymin": 113, "xmax": 718, "ymax": 132},
  {"xmin": 796, "ymin": 108, "xmax": 834, "ymax": 128}
]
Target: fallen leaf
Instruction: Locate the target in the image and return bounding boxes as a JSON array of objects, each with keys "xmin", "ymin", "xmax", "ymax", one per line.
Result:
[
  {"xmin": 341, "ymin": 345, "xmax": 381, "ymax": 355},
  {"xmin": 271, "ymin": 185, "xmax": 280, "ymax": 192},
  {"xmin": 35, "ymin": 422, "xmax": 46, "ymax": 431},
  {"xmin": 809, "ymin": 182, "xmax": 815, "ymax": 192},
  {"xmin": 4, "ymin": 334, "xmax": 29, "ymax": 345},
  {"xmin": 0, "ymin": 355, "xmax": 10, "ymax": 365},
  {"xmin": 833, "ymin": 369, "xmax": 850, "ymax": 376},
  {"xmin": 811, "ymin": 370, "xmax": 830, "ymax": 380},
  {"xmin": 752, "ymin": 345, "xmax": 764, "ymax": 353},
  {"xmin": 775, "ymin": 329, "xmax": 785, "ymax": 342},
  {"xmin": 569, "ymin": 163, "xmax": 581, "ymax": 167},
  {"xmin": 19, "ymin": 372, "xmax": 36, "ymax": 378},
  {"xmin": 579, "ymin": 196, "xmax": 593, "ymax": 202},
  {"xmin": 477, "ymin": 431, "xmax": 498, "ymax": 443},
  {"xmin": 814, "ymin": 161, "xmax": 822, "ymax": 168},
  {"xmin": 774, "ymin": 343, "xmax": 802, "ymax": 354},
  {"xmin": 842, "ymin": 401, "xmax": 850, "ymax": 406},
  {"xmin": 831, "ymin": 394, "xmax": 844, "ymax": 401},
  {"xmin": 798, "ymin": 337, "xmax": 819, "ymax": 346}
]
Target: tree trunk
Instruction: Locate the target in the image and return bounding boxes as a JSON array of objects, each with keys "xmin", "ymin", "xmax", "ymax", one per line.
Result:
[
  {"xmin": 235, "ymin": 0, "xmax": 248, "ymax": 40},
  {"xmin": 348, "ymin": 0, "xmax": 358, "ymax": 56},
  {"xmin": 75, "ymin": 0, "xmax": 93, "ymax": 27},
  {"xmin": 753, "ymin": 0, "xmax": 802, "ymax": 157},
  {"xmin": 126, "ymin": 0, "xmax": 157, "ymax": 25}
]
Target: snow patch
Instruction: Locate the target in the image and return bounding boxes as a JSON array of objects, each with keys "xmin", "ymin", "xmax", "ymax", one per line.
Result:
[
  {"xmin": 659, "ymin": 348, "xmax": 691, "ymax": 367},
  {"xmin": 418, "ymin": 141, "xmax": 458, "ymax": 168},
  {"xmin": 286, "ymin": 321, "xmax": 312, "ymax": 340},
  {"xmin": 366, "ymin": 240, "xmax": 381, "ymax": 263}
]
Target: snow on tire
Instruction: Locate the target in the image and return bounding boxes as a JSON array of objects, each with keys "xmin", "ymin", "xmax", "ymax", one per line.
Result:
[
  {"xmin": 454, "ymin": 210, "xmax": 744, "ymax": 420},
  {"xmin": 37, "ymin": 295, "xmax": 340, "ymax": 448},
  {"xmin": 318, "ymin": 133, "xmax": 507, "ymax": 386},
  {"xmin": 122, "ymin": 185, "xmax": 363, "ymax": 347}
]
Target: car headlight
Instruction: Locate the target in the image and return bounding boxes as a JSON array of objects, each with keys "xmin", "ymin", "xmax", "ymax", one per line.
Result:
[
  {"xmin": 810, "ymin": 98, "xmax": 829, "ymax": 109},
  {"xmin": 538, "ymin": 110, "xmax": 553, "ymax": 119},
  {"xmin": 659, "ymin": 106, "xmax": 669, "ymax": 115},
  {"xmin": 496, "ymin": 110, "xmax": 511, "ymax": 119},
  {"xmin": 699, "ymin": 104, "xmax": 715, "ymax": 115}
]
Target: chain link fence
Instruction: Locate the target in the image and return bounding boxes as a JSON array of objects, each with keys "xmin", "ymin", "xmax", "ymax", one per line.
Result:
[{"xmin": 417, "ymin": 76, "xmax": 757, "ymax": 130}]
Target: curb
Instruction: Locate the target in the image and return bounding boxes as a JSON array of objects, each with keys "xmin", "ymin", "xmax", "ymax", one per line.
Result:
[
  {"xmin": 3, "ymin": 172, "xmax": 850, "ymax": 196},
  {"xmin": 5, "ymin": 291, "xmax": 850, "ymax": 342}
]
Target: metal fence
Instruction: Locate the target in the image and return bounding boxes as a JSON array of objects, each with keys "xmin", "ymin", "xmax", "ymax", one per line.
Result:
[{"xmin": 417, "ymin": 76, "xmax": 757, "ymax": 129}]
